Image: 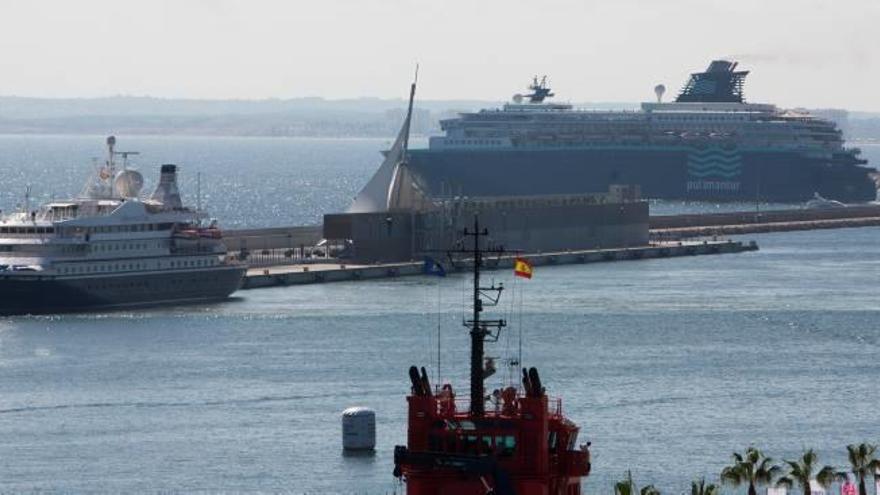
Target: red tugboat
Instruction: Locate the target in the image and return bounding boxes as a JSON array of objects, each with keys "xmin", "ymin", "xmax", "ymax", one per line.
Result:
[{"xmin": 393, "ymin": 218, "xmax": 591, "ymax": 495}]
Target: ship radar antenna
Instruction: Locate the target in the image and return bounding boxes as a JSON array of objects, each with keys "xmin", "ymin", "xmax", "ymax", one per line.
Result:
[
  {"xmin": 654, "ymin": 84, "xmax": 666, "ymax": 103},
  {"xmin": 103, "ymin": 136, "xmax": 140, "ymax": 198},
  {"xmin": 526, "ymin": 75, "xmax": 554, "ymax": 103}
]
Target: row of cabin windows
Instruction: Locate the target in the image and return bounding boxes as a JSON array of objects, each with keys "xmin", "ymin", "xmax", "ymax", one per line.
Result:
[
  {"xmin": 57, "ymin": 223, "xmax": 174, "ymax": 237},
  {"xmin": 0, "ymin": 224, "xmax": 175, "ymax": 237},
  {"xmin": 59, "ymin": 258, "xmax": 217, "ymax": 274},
  {"xmin": 85, "ymin": 224, "xmax": 171, "ymax": 234},
  {"xmin": 61, "ymin": 262, "xmax": 150, "ymax": 274},
  {"xmin": 0, "ymin": 227, "xmax": 54, "ymax": 235},
  {"xmin": 92, "ymin": 242, "xmax": 162, "ymax": 252},
  {"xmin": 655, "ymin": 115, "xmax": 747, "ymax": 122},
  {"xmin": 169, "ymin": 259, "xmax": 215, "ymax": 268},
  {"xmin": 447, "ymin": 139, "xmax": 503, "ymax": 146},
  {"xmin": 427, "ymin": 434, "xmax": 516, "ymax": 457}
]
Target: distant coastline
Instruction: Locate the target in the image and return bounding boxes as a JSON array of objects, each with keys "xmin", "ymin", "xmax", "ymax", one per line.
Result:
[{"xmin": 1, "ymin": 95, "xmax": 879, "ymax": 139}]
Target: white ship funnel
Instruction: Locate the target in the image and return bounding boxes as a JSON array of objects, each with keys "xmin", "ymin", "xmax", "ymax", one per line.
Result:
[{"xmin": 150, "ymin": 164, "xmax": 183, "ymax": 209}]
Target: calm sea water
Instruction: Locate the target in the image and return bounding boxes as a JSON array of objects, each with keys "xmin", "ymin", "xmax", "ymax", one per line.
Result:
[{"xmin": 0, "ymin": 137, "xmax": 878, "ymax": 493}]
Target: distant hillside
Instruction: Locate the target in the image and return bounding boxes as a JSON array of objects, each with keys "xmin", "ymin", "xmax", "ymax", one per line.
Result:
[{"xmin": 0, "ymin": 95, "xmax": 877, "ymax": 139}]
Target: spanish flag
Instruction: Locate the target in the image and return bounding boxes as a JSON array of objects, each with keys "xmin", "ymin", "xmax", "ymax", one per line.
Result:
[{"xmin": 513, "ymin": 257, "xmax": 533, "ymax": 279}]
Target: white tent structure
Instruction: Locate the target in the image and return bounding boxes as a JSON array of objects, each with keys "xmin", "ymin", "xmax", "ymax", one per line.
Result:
[{"xmin": 348, "ymin": 70, "xmax": 427, "ymax": 214}]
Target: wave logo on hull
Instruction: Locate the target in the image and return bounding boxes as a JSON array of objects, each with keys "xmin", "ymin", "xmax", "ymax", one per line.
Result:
[{"xmin": 687, "ymin": 147, "xmax": 742, "ymax": 179}]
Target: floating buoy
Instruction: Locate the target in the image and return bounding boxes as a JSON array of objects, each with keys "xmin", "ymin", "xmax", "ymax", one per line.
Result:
[{"xmin": 342, "ymin": 406, "xmax": 376, "ymax": 452}]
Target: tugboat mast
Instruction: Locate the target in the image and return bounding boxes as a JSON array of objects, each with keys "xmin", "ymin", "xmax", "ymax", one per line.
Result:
[{"xmin": 458, "ymin": 215, "xmax": 505, "ymax": 416}]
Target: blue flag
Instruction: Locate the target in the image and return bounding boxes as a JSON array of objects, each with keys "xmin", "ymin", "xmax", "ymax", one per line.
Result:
[{"xmin": 423, "ymin": 257, "xmax": 446, "ymax": 277}]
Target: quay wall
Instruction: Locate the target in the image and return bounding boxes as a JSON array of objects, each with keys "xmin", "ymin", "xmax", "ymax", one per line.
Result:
[
  {"xmin": 222, "ymin": 205, "xmax": 880, "ymax": 255},
  {"xmin": 240, "ymin": 240, "xmax": 757, "ymax": 289},
  {"xmin": 325, "ymin": 198, "xmax": 649, "ymax": 263}
]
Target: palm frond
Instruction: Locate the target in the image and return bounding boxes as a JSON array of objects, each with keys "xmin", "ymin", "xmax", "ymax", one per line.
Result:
[
  {"xmin": 721, "ymin": 466, "xmax": 744, "ymax": 486},
  {"xmin": 776, "ymin": 476, "xmax": 794, "ymax": 489},
  {"xmin": 816, "ymin": 465, "xmax": 846, "ymax": 488},
  {"xmin": 640, "ymin": 485, "xmax": 661, "ymax": 495},
  {"xmin": 803, "ymin": 449, "xmax": 818, "ymax": 468},
  {"xmin": 691, "ymin": 477, "xmax": 718, "ymax": 495},
  {"xmin": 615, "ymin": 470, "xmax": 636, "ymax": 495},
  {"xmin": 847, "ymin": 444, "xmax": 859, "ymax": 470}
]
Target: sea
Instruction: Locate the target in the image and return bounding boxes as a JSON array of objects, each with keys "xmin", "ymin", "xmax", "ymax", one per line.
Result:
[{"xmin": 0, "ymin": 135, "xmax": 878, "ymax": 493}]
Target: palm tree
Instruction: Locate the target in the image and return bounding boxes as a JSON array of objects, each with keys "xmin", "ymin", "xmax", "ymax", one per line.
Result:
[
  {"xmin": 846, "ymin": 443, "xmax": 880, "ymax": 495},
  {"xmin": 776, "ymin": 449, "xmax": 844, "ymax": 495},
  {"xmin": 691, "ymin": 477, "xmax": 720, "ymax": 495},
  {"xmin": 614, "ymin": 471, "xmax": 661, "ymax": 495},
  {"xmin": 615, "ymin": 471, "xmax": 637, "ymax": 495},
  {"xmin": 721, "ymin": 447, "xmax": 782, "ymax": 495}
]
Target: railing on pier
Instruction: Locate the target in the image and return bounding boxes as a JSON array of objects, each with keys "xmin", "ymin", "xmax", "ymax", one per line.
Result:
[{"xmin": 233, "ymin": 246, "xmax": 342, "ymax": 268}]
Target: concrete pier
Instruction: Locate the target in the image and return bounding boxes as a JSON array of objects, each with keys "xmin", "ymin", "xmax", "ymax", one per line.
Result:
[{"xmin": 240, "ymin": 240, "xmax": 758, "ymax": 290}]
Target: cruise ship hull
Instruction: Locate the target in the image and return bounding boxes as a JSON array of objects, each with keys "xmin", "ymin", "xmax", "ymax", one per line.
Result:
[
  {"xmin": 0, "ymin": 265, "xmax": 246, "ymax": 315},
  {"xmin": 408, "ymin": 147, "xmax": 877, "ymax": 203}
]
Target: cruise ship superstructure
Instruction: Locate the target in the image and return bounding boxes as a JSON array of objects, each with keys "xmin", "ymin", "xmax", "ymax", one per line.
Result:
[
  {"xmin": 406, "ymin": 60, "xmax": 876, "ymax": 202},
  {"xmin": 0, "ymin": 137, "xmax": 246, "ymax": 314}
]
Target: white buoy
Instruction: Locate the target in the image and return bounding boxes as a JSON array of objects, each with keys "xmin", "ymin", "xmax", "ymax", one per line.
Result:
[{"xmin": 342, "ymin": 406, "xmax": 376, "ymax": 452}]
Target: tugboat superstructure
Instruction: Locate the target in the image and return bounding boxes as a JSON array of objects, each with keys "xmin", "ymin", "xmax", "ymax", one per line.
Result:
[
  {"xmin": 393, "ymin": 218, "xmax": 591, "ymax": 495},
  {"xmin": 0, "ymin": 136, "xmax": 246, "ymax": 314}
]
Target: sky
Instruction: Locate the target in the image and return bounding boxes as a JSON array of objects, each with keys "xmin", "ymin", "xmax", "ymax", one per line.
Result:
[{"xmin": 0, "ymin": 0, "xmax": 878, "ymax": 110}]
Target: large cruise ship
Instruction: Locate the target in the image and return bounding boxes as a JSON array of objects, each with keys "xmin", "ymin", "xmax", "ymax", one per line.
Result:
[
  {"xmin": 0, "ymin": 137, "xmax": 246, "ymax": 314},
  {"xmin": 406, "ymin": 60, "xmax": 877, "ymax": 202}
]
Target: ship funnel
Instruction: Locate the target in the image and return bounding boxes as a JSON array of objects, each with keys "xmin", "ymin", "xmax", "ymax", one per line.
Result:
[{"xmin": 150, "ymin": 164, "xmax": 183, "ymax": 209}]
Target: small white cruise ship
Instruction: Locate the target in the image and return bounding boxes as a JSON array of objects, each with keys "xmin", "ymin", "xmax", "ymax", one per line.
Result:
[{"xmin": 0, "ymin": 136, "xmax": 246, "ymax": 314}]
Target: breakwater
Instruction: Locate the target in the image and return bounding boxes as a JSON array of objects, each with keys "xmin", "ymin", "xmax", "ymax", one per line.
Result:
[
  {"xmin": 650, "ymin": 204, "xmax": 880, "ymax": 238},
  {"xmin": 240, "ymin": 240, "xmax": 757, "ymax": 289}
]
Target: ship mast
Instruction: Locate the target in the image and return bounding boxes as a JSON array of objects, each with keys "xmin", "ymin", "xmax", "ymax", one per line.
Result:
[{"xmin": 455, "ymin": 216, "xmax": 505, "ymax": 416}]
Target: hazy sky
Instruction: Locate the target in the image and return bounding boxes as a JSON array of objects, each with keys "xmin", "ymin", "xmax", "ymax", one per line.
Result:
[{"xmin": 1, "ymin": 0, "xmax": 878, "ymax": 110}]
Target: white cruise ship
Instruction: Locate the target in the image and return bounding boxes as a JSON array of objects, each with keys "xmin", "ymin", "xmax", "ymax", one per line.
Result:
[
  {"xmin": 0, "ymin": 136, "xmax": 246, "ymax": 314},
  {"xmin": 404, "ymin": 60, "xmax": 876, "ymax": 202}
]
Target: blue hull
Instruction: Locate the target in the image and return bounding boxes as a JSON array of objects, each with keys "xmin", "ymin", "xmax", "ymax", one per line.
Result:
[
  {"xmin": 0, "ymin": 266, "xmax": 246, "ymax": 315},
  {"xmin": 408, "ymin": 147, "xmax": 877, "ymax": 202}
]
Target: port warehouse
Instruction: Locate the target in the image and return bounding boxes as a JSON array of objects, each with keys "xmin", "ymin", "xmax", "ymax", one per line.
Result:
[
  {"xmin": 322, "ymin": 186, "xmax": 647, "ymax": 263},
  {"xmin": 222, "ymin": 203, "xmax": 880, "ymax": 263}
]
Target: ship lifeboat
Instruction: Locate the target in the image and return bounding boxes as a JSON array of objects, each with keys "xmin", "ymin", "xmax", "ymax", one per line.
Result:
[
  {"xmin": 174, "ymin": 229, "xmax": 200, "ymax": 240},
  {"xmin": 197, "ymin": 228, "xmax": 222, "ymax": 239}
]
